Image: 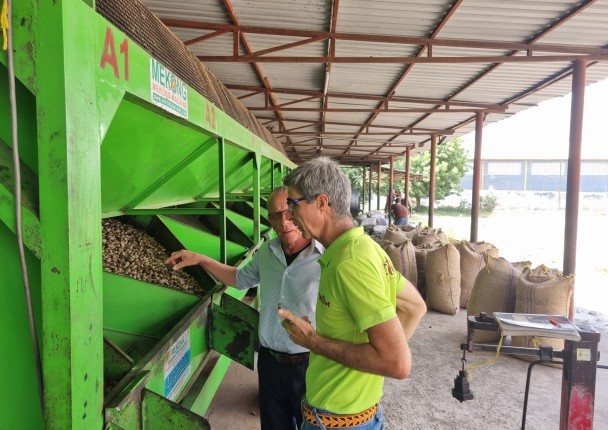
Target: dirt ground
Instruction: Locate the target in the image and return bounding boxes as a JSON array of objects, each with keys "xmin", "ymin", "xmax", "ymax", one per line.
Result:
[
  {"xmin": 207, "ymin": 208, "xmax": 608, "ymax": 429},
  {"xmin": 208, "ymin": 309, "xmax": 608, "ymax": 429}
]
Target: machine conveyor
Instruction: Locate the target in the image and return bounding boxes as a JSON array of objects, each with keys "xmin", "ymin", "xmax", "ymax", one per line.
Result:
[{"xmin": 0, "ymin": 0, "xmax": 291, "ymax": 427}]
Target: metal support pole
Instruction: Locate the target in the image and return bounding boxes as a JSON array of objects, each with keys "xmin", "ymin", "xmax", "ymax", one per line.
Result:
[
  {"xmin": 37, "ymin": 1, "xmax": 104, "ymax": 426},
  {"xmin": 559, "ymin": 330, "xmax": 600, "ymax": 430},
  {"xmin": 368, "ymin": 164, "xmax": 373, "ymax": 212},
  {"xmin": 377, "ymin": 161, "xmax": 381, "ymax": 210},
  {"xmin": 564, "ymin": 59, "xmax": 585, "ymax": 320},
  {"xmin": 405, "ymin": 147, "xmax": 411, "ymax": 209},
  {"xmin": 362, "ymin": 167, "xmax": 367, "ymax": 213},
  {"xmin": 270, "ymin": 160, "xmax": 275, "ymax": 190},
  {"xmin": 253, "ymin": 154, "xmax": 261, "ymax": 244},
  {"xmin": 471, "ymin": 111, "xmax": 484, "ymax": 242},
  {"xmin": 428, "ymin": 135, "xmax": 437, "ymax": 228},
  {"xmin": 388, "ymin": 156, "xmax": 394, "ymax": 224},
  {"xmin": 218, "ymin": 138, "xmax": 227, "ymax": 263}
]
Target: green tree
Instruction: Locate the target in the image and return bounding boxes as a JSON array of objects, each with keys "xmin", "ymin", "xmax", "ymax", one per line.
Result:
[
  {"xmin": 409, "ymin": 138, "xmax": 469, "ymax": 208},
  {"xmin": 341, "ymin": 166, "xmax": 365, "ymax": 191}
]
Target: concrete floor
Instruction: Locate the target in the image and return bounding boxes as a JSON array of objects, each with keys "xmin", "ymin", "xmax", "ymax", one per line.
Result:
[{"xmin": 206, "ymin": 310, "xmax": 607, "ymax": 430}]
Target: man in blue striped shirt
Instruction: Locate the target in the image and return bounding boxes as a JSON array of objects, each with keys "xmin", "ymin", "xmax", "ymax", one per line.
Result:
[{"xmin": 166, "ymin": 186, "xmax": 323, "ymax": 430}]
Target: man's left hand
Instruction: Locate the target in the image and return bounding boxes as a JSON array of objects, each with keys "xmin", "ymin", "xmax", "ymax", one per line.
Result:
[{"xmin": 278, "ymin": 308, "xmax": 316, "ymax": 350}]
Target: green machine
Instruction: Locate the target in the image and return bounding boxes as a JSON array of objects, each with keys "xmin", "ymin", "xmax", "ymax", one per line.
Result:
[{"xmin": 0, "ymin": 0, "xmax": 294, "ymax": 428}]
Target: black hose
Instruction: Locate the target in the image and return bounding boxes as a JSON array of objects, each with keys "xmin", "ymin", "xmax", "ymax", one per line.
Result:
[{"xmin": 6, "ymin": 0, "xmax": 44, "ymax": 411}]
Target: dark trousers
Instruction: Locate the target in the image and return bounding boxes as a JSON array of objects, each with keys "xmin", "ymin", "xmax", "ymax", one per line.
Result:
[{"xmin": 258, "ymin": 346, "xmax": 308, "ymax": 430}]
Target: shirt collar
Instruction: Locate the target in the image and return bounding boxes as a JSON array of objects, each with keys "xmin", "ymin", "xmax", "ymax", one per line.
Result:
[
  {"xmin": 318, "ymin": 226, "xmax": 363, "ymax": 268},
  {"xmin": 269, "ymin": 237, "xmax": 324, "ymax": 259}
]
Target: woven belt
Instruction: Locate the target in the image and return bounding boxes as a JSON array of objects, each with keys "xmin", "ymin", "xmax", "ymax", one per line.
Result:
[
  {"xmin": 302, "ymin": 402, "xmax": 378, "ymax": 428},
  {"xmin": 266, "ymin": 347, "xmax": 309, "ymax": 365}
]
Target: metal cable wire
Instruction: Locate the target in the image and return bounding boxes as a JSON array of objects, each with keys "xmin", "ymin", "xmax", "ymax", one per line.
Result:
[{"xmin": 6, "ymin": 0, "xmax": 44, "ymax": 411}]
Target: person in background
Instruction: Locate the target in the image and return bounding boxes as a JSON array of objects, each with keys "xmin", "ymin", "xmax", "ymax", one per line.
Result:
[
  {"xmin": 165, "ymin": 187, "xmax": 324, "ymax": 430},
  {"xmin": 391, "ymin": 198, "xmax": 410, "ymax": 225},
  {"xmin": 384, "ymin": 189, "xmax": 400, "ymax": 213},
  {"xmin": 278, "ymin": 157, "xmax": 427, "ymax": 430}
]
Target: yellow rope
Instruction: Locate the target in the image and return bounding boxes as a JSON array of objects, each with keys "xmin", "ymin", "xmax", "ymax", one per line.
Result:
[
  {"xmin": 464, "ymin": 335, "xmax": 504, "ymax": 379},
  {"xmin": 1, "ymin": 0, "xmax": 8, "ymax": 51}
]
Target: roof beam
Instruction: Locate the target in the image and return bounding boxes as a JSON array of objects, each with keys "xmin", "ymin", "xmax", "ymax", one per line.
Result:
[
  {"xmin": 284, "ymin": 143, "xmax": 415, "ymax": 149},
  {"xmin": 219, "ymin": 0, "xmax": 295, "ymax": 155},
  {"xmin": 247, "ymin": 106, "xmax": 506, "ymax": 113},
  {"xmin": 257, "ymin": 116, "xmax": 467, "ymax": 130},
  {"xmin": 320, "ymin": 0, "xmax": 340, "ymax": 151},
  {"xmin": 375, "ymin": 0, "xmax": 600, "ymax": 158},
  {"xmin": 162, "ymin": 19, "xmax": 608, "ymax": 55},
  {"xmin": 273, "ymin": 131, "xmax": 454, "ymax": 136},
  {"xmin": 226, "ymin": 84, "xmax": 505, "ymax": 109},
  {"xmin": 197, "ymin": 54, "xmax": 608, "ymax": 63},
  {"xmin": 345, "ymin": 0, "xmax": 464, "ymax": 157}
]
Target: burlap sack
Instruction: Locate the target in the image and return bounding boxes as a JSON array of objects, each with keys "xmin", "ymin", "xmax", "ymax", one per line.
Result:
[
  {"xmin": 382, "ymin": 226, "xmax": 408, "ymax": 245},
  {"xmin": 416, "ymin": 228, "xmax": 439, "ymax": 246},
  {"xmin": 426, "ymin": 243, "xmax": 461, "ymax": 315},
  {"xmin": 511, "ymin": 261, "xmax": 532, "ymax": 272},
  {"xmin": 383, "ymin": 239, "xmax": 418, "ymax": 287},
  {"xmin": 471, "ymin": 241, "xmax": 499, "ymax": 258},
  {"xmin": 397, "ymin": 223, "xmax": 422, "ymax": 242},
  {"xmin": 511, "ymin": 265, "xmax": 575, "ymax": 363},
  {"xmin": 436, "ymin": 229, "xmax": 449, "ymax": 245},
  {"xmin": 414, "ymin": 243, "xmax": 440, "ymax": 298},
  {"xmin": 455, "ymin": 241, "xmax": 486, "ymax": 309},
  {"xmin": 467, "ymin": 256, "xmax": 521, "ymax": 343}
]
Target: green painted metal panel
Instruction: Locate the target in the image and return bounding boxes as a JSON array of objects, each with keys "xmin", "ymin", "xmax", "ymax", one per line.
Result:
[
  {"xmin": 37, "ymin": 1, "xmax": 104, "ymax": 428},
  {"xmin": 225, "ymin": 208, "xmax": 256, "ymax": 238},
  {"xmin": 222, "ymin": 145, "xmax": 255, "ymax": 195},
  {"xmin": 0, "ymin": 141, "xmax": 41, "ymax": 258},
  {"xmin": 5, "ymin": 0, "xmax": 293, "ymax": 428},
  {"xmin": 159, "ymin": 216, "xmax": 247, "ymax": 266},
  {"xmin": 142, "ymin": 390, "xmax": 210, "ymax": 429},
  {"xmin": 209, "ymin": 301, "xmax": 257, "ymax": 369},
  {"xmin": 105, "ymin": 301, "xmax": 212, "ymax": 428},
  {"xmin": 0, "ymin": 0, "xmax": 36, "ymax": 93},
  {"xmin": 186, "ymin": 354, "xmax": 233, "ymax": 417},
  {"xmin": 0, "ymin": 222, "xmax": 43, "ymax": 429},
  {"xmin": 103, "ymin": 272, "xmax": 199, "ymax": 338},
  {"xmin": 100, "ymin": 99, "xmax": 215, "ymax": 213},
  {"xmin": 0, "ymin": 69, "xmax": 38, "ymax": 173}
]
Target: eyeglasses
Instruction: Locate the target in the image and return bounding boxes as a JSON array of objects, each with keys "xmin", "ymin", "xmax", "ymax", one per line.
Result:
[
  {"xmin": 268, "ymin": 210, "xmax": 288, "ymax": 222},
  {"xmin": 286, "ymin": 194, "xmax": 331, "ymax": 212},
  {"xmin": 286, "ymin": 196, "xmax": 311, "ymax": 211}
]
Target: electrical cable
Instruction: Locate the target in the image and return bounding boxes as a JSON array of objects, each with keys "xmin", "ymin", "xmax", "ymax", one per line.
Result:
[{"xmin": 5, "ymin": 0, "xmax": 45, "ymax": 411}]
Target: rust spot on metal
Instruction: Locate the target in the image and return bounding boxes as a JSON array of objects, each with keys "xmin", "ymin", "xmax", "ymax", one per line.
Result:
[{"xmin": 51, "ymin": 267, "xmax": 60, "ymax": 274}]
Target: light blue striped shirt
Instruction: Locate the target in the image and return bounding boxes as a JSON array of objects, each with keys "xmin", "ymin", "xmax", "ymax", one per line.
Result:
[{"xmin": 235, "ymin": 238, "xmax": 323, "ymax": 354}]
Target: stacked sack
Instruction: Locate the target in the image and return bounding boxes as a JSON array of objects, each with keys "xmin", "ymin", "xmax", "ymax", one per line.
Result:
[
  {"xmin": 381, "ymin": 226, "xmax": 418, "ymax": 288},
  {"xmin": 356, "ymin": 210, "xmax": 389, "ymax": 243},
  {"xmin": 511, "ymin": 265, "xmax": 574, "ymax": 364},
  {"xmin": 426, "ymin": 243, "xmax": 461, "ymax": 315},
  {"xmin": 414, "ymin": 242, "xmax": 441, "ymax": 300},
  {"xmin": 455, "ymin": 241, "xmax": 499, "ymax": 309},
  {"xmin": 467, "ymin": 256, "xmax": 527, "ymax": 343}
]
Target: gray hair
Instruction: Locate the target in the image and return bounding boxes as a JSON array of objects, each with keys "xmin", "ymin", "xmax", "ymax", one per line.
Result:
[
  {"xmin": 283, "ymin": 157, "xmax": 352, "ymax": 219},
  {"xmin": 267, "ymin": 186, "xmax": 288, "ymax": 210}
]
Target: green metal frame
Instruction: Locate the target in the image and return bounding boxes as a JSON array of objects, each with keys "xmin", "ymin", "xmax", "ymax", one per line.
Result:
[{"xmin": 0, "ymin": 0, "xmax": 294, "ymax": 428}]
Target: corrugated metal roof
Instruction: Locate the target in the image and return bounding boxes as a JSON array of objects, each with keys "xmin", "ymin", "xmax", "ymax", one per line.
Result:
[{"xmin": 140, "ymin": 0, "xmax": 608, "ymax": 165}]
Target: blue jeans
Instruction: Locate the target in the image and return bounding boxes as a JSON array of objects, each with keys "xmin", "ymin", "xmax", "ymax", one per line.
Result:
[
  {"xmin": 300, "ymin": 403, "xmax": 384, "ymax": 430},
  {"xmin": 394, "ymin": 217, "xmax": 408, "ymax": 225}
]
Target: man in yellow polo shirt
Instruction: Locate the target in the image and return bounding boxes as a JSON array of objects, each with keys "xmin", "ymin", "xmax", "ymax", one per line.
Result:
[{"xmin": 279, "ymin": 157, "xmax": 427, "ymax": 429}]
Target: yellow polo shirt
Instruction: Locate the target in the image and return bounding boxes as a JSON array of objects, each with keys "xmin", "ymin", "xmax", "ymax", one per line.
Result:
[{"xmin": 305, "ymin": 227, "xmax": 405, "ymax": 414}]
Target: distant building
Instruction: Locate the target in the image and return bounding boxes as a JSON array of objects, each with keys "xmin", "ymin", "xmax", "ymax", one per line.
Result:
[{"xmin": 461, "ymin": 159, "xmax": 608, "ymax": 192}]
